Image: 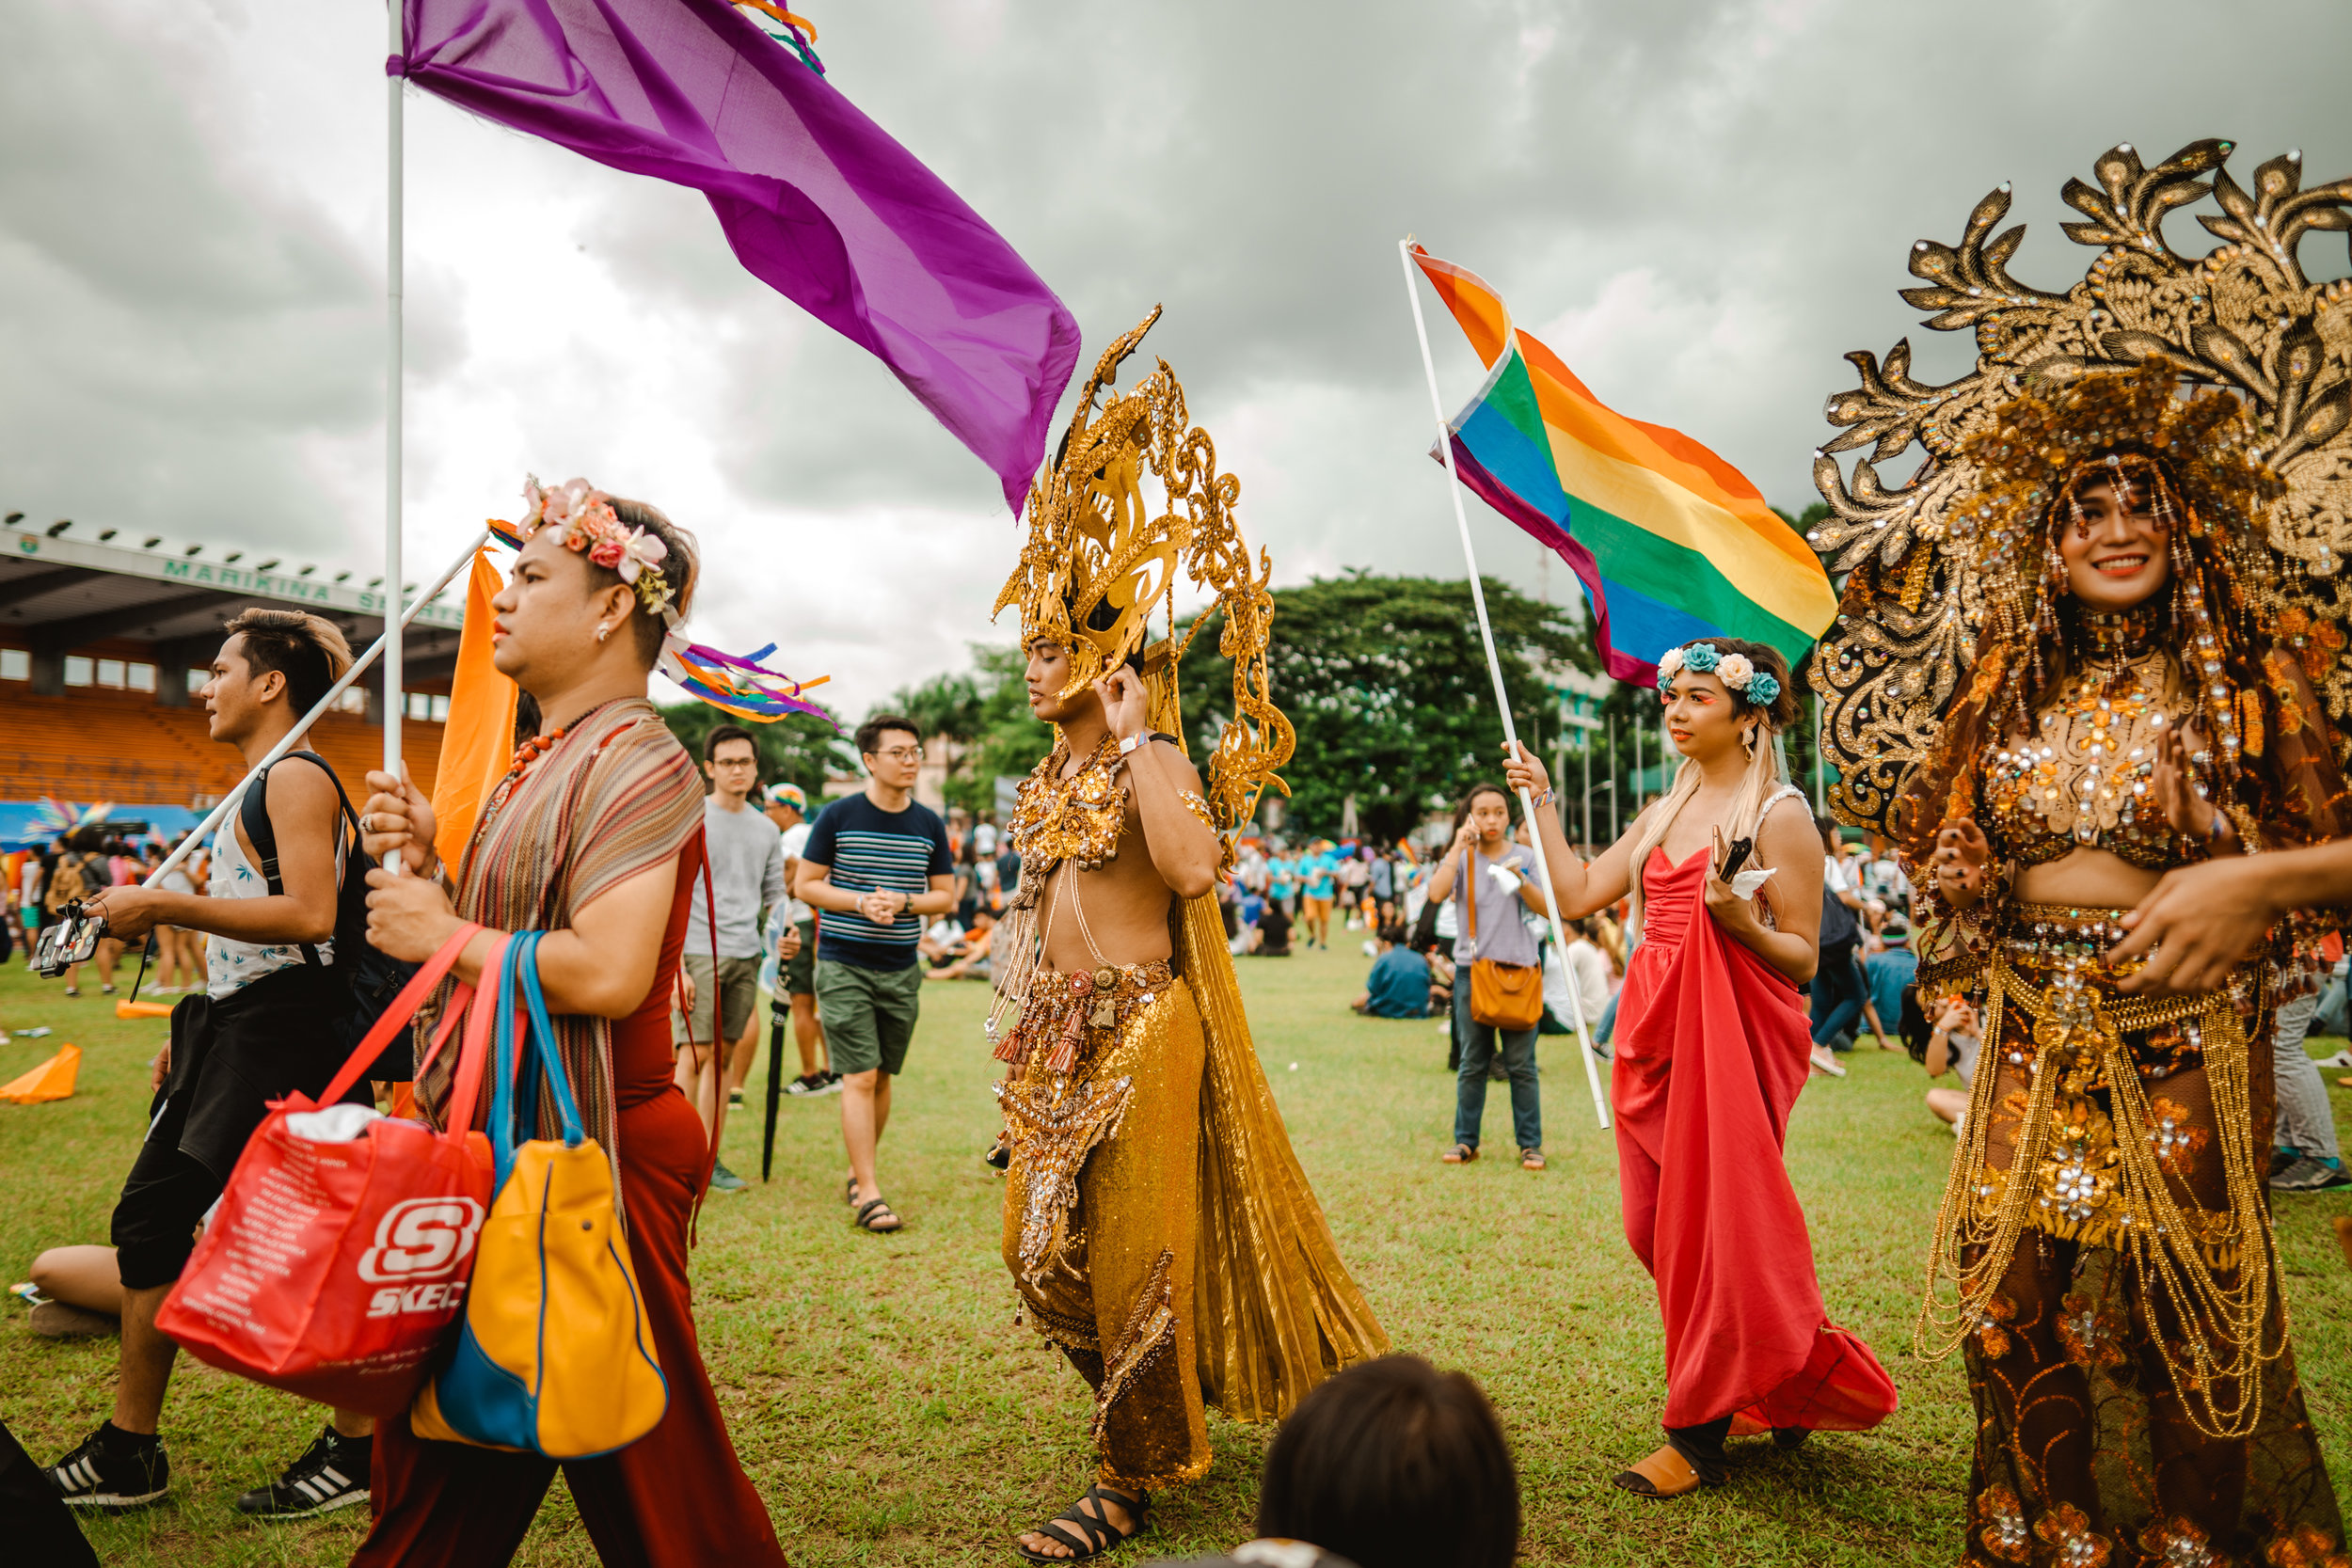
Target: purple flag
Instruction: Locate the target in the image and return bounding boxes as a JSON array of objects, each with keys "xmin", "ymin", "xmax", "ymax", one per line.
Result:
[{"xmin": 396, "ymin": 0, "xmax": 1080, "ymax": 514}]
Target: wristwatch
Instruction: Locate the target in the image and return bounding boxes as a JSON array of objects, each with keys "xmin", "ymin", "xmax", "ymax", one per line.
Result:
[{"xmin": 1118, "ymin": 732, "xmax": 1148, "ymax": 757}]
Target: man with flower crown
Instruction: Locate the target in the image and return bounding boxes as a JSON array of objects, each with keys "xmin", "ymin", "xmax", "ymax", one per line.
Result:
[{"xmin": 983, "ymin": 311, "xmax": 1386, "ymax": 1562}]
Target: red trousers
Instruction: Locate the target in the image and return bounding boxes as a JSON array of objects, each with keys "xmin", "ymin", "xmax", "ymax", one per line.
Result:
[{"xmin": 351, "ymin": 1087, "xmax": 787, "ymax": 1567}]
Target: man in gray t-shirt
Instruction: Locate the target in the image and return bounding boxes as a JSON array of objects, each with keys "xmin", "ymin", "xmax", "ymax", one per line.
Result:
[{"xmin": 674, "ymin": 725, "xmax": 787, "ymax": 1194}]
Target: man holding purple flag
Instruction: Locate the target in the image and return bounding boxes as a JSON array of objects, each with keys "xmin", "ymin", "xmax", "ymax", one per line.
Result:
[{"xmin": 397, "ymin": 0, "xmax": 1079, "ymax": 512}]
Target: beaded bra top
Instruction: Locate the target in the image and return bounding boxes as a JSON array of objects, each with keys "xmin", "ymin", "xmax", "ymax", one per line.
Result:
[
  {"xmin": 1976, "ymin": 608, "xmax": 2197, "ymax": 872},
  {"xmin": 1006, "ymin": 732, "xmax": 1134, "ymax": 873}
]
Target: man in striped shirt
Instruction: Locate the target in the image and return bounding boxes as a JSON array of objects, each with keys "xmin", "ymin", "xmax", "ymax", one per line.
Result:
[{"xmin": 794, "ymin": 714, "xmax": 955, "ymax": 1233}]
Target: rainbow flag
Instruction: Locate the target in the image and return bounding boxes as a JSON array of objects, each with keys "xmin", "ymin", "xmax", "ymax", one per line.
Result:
[{"xmin": 1409, "ymin": 245, "xmax": 1835, "ymax": 685}]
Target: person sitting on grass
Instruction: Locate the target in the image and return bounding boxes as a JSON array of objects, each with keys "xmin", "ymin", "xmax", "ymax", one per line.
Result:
[
  {"xmin": 1915, "ymin": 991, "xmax": 1979, "ymax": 1132},
  {"xmin": 1255, "ymin": 897, "xmax": 1294, "ymax": 957},
  {"xmin": 19, "ymin": 1243, "xmax": 125, "ymax": 1340},
  {"xmin": 927, "ymin": 910, "xmax": 998, "ymax": 980},
  {"xmin": 919, "ymin": 913, "xmax": 969, "ymax": 967},
  {"xmin": 1147, "ymin": 1354, "xmax": 1517, "ymax": 1568},
  {"xmin": 1861, "ymin": 916, "xmax": 1915, "ymax": 1051},
  {"xmin": 1352, "ymin": 924, "xmax": 1432, "ymax": 1018}
]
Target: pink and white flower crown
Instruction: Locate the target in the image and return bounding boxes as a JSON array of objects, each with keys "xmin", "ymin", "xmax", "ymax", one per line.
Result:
[{"xmin": 519, "ymin": 475, "xmax": 675, "ymax": 616}]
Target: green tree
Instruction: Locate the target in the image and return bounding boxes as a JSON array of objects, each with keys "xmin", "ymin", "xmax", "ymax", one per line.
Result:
[
  {"xmin": 655, "ymin": 700, "xmax": 853, "ymax": 799},
  {"xmin": 1176, "ymin": 570, "xmax": 1597, "ymax": 843}
]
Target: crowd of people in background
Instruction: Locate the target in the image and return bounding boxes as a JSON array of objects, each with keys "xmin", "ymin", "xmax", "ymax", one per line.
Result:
[{"xmin": 8, "ymin": 831, "xmax": 212, "ymax": 998}]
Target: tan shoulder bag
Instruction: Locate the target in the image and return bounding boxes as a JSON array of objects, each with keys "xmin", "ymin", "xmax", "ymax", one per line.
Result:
[{"xmin": 1462, "ymin": 851, "xmax": 1544, "ymax": 1032}]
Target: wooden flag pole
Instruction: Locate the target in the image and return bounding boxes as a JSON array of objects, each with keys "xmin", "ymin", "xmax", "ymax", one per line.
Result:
[{"xmin": 1399, "ymin": 237, "xmax": 1609, "ymax": 1132}]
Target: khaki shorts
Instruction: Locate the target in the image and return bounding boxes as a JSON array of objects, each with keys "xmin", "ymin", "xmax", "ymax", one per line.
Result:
[
  {"xmin": 784, "ymin": 917, "xmax": 818, "ymax": 996},
  {"xmin": 675, "ymin": 953, "xmax": 759, "ymax": 1049}
]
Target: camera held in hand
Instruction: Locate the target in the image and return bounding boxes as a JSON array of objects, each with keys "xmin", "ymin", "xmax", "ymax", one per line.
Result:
[{"xmin": 34, "ymin": 900, "xmax": 108, "ymax": 978}]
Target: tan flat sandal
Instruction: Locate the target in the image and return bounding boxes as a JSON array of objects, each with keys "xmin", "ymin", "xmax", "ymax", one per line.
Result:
[{"xmin": 1611, "ymin": 1444, "xmax": 1709, "ymax": 1499}]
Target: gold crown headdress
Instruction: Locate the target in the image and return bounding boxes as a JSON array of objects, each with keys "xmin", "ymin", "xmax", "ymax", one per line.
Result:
[
  {"xmin": 1808, "ymin": 138, "xmax": 2352, "ymax": 836},
  {"xmin": 993, "ymin": 309, "xmax": 1295, "ymax": 845}
]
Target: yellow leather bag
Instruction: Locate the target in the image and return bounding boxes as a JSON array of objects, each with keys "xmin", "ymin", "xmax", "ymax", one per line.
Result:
[{"xmin": 411, "ymin": 931, "xmax": 666, "ymax": 1458}]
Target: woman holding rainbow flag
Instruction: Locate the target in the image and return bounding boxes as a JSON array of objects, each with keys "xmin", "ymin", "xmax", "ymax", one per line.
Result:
[{"xmin": 1505, "ymin": 640, "xmax": 1897, "ymax": 1499}]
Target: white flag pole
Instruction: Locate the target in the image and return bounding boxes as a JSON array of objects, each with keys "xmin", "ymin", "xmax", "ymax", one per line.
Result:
[
  {"xmin": 141, "ymin": 531, "xmax": 489, "ymax": 888},
  {"xmin": 1398, "ymin": 238, "xmax": 1609, "ymax": 1132},
  {"xmin": 383, "ymin": 0, "xmax": 406, "ymax": 870}
]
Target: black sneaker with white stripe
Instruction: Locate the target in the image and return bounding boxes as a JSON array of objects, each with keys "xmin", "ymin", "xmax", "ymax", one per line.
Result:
[
  {"xmin": 50, "ymin": 1423, "xmax": 169, "ymax": 1512},
  {"xmin": 232, "ymin": 1426, "xmax": 371, "ymax": 1520}
]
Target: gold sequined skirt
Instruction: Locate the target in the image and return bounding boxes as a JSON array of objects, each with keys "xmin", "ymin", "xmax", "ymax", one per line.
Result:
[
  {"xmin": 998, "ymin": 973, "xmax": 1210, "ymax": 1492},
  {"xmin": 1922, "ymin": 905, "xmax": 2344, "ymax": 1565}
]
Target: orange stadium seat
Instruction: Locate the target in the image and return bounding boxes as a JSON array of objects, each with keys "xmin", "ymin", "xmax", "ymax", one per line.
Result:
[{"xmin": 0, "ymin": 689, "xmax": 440, "ymax": 810}]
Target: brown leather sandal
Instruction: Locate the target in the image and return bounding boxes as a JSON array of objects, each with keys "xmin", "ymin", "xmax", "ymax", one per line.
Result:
[
  {"xmin": 1519, "ymin": 1148, "xmax": 1547, "ymax": 1171},
  {"xmin": 1611, "ymin": 1444, "xmax": 1709, "ymax": 1498},
  {"xmin": 1440, "ymin": 1143, "xmax": 1478, "ymax": 1164}
]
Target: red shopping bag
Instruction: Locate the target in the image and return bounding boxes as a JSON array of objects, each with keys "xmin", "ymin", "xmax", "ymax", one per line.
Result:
[{"xmin": 157, "ymin": 927, "xmax": 504, "ymax": 1418}]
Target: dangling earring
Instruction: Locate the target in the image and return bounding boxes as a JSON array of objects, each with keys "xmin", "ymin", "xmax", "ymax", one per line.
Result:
[
  {"xmin": 1741, "ymin": 725, "xmax": 1757, "ymax": 760},
  {"xmin": 596, "ymin": 624, "xmax": 612, "ymax": 643}
]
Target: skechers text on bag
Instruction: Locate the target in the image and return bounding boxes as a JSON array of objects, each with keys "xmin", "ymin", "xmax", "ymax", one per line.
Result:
[
  {"xmin": 411, "ymin": 930, "xmax": 667, "ymax": 1458},
  {"xmin": 154, "ymin": 926, "xmax": 496, "ymax": 1417}
]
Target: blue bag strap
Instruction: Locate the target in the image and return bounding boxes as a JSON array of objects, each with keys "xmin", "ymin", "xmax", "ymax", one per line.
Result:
[
  {"xmin": 487, "ymin": 930, "xmax": 527, "ymax": 1192},
  {"xmin": 485, "ymin": 931, "xmax": 586, "ymax": 1194},
  {"xmin": 515, "ymin": 930, "xmax": 586, "ymax": 1149}
]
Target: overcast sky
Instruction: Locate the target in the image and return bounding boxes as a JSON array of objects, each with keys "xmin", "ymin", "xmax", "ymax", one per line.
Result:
[{"xmin": 7, "ymin": 0, "xmax": 2351, "ymax": 718}]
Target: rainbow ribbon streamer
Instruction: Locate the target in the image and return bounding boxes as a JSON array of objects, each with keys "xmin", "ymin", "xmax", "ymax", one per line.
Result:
[
  {"xmin": 481, "ymin": 517, "xmax": 834, "ymax": 727},
  {"xmin": 661, "ymin": 641, "xmax": 834, "ymax": 727}
]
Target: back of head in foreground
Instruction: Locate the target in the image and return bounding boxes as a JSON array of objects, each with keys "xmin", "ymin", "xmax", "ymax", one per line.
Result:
[{"xmin": 1147, "ymin": 1354, "xmax": 1518, "ymax": 1568}]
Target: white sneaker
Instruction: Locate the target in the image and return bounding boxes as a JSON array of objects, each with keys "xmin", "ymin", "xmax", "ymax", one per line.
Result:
[{"xmin": 1808, "ymin": 1046, "xmax": 1848, "ymax": 1078}]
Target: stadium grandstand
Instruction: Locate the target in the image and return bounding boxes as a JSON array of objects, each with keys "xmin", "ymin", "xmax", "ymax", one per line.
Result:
[{"xmin": 0, "ymin": 510, "xmax": 464, "ymax": 850}]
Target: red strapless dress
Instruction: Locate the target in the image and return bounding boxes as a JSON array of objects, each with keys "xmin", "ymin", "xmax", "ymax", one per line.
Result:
[{"xmin": 1612, "ymin": 846, "xmax": 1897, "ymax": 1433}]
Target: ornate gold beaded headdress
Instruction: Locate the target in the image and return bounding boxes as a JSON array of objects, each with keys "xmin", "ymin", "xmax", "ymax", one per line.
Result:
[
  {"xmin": 993, "ymin": 308, "xmax": 1295, "ymax": 845},
  {"xmin": 1807, "ymin": 139, "xmax": 2352, "ymax": 838}
]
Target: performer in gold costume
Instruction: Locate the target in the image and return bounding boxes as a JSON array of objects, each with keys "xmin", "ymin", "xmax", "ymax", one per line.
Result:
[
  {"xmin": 1811, "ymin": 140, "xmax": 2351, "ymax": 1566},
  {"xmin": 988, "ymin": 311, "xmax": 1388, "ymax": 1562}
]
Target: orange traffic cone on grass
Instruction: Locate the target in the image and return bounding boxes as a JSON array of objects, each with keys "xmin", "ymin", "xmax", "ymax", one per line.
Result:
[{"xmin": 0, "ymin": 1044, "xmax": 80, "ymax": 1103}]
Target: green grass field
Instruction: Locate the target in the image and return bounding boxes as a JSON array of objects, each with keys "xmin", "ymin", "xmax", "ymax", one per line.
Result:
[{"xmin": 3, "ymin": 942, "xmax": 2347, "ymax": 1566}]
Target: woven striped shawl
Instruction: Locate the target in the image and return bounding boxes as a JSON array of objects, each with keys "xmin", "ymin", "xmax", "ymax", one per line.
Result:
[{"xmin": 413, "ymin": 697, "xmax": 702, "ymax": 1208}]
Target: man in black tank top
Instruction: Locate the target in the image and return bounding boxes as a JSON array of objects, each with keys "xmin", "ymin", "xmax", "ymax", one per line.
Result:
[{"xmin": 51, "ymin": 610, "xmax": 380, "ymax": 1522}]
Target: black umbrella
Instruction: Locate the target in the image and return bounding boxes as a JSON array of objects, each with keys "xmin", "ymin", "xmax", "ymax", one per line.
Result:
[{"xmin": 761, "ymin": 993, "xmax": 788, "ymax": 1182}]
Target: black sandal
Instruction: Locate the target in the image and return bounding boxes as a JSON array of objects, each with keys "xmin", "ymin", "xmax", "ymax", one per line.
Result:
[
  {"xmin": 853, "ymin": 1196, "xmax": 902, "ymax": 1232},
  {"xmin": 1015, "ymin": 1484, "xmax": 1150, "ymax": 1563}
]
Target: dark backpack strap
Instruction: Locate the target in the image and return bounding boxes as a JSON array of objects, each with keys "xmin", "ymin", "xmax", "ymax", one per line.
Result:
[{"xmin": 237, "ymin": 751, "xmax": 359, "ymax": 967}]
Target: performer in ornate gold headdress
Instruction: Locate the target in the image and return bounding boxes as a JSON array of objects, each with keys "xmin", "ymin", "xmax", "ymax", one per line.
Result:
[
  {"xmin": 1811, "ymin": 140, "xmax": 2351, "ymax": 1565},
  {"xmin": 987, "ymin": 309, "xmax": 1388, "ymax": 1562}
]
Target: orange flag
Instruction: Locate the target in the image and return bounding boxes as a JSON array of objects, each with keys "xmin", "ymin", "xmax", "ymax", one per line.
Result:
[
  {"xmin": 430, "ymin": 549, "xmax": 521, "ymax": 877},
  {"xmin": 0, "ymin": 1044, "xmax": 80, "ymax": 1103}
]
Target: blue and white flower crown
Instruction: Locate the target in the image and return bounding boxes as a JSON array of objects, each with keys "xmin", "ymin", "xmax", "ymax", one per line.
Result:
[{"xmin": 1656, "ymin": 641, "xmax": 1781, "ymax": 706}]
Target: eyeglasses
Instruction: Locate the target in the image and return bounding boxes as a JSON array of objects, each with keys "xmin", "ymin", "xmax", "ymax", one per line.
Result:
[
  {"xmin": 711, "ymin": 757, "xmax": 758, "ymax": 768},
  {"xmin": 870, "ymin": 746, "xmax": 923, "ymax": 764}
]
